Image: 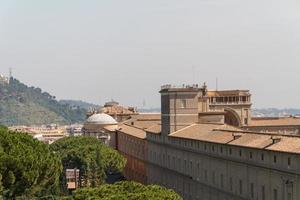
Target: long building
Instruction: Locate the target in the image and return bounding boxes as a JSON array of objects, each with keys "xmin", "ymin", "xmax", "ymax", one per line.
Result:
[{"xmin": 84, "ymin": 84, "xmax": 300, "ymax": 200}]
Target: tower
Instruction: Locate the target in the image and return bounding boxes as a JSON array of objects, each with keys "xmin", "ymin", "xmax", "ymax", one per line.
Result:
[{"xmin": 160, "ymin": 84, "xmax": 203, "ymax": 135}]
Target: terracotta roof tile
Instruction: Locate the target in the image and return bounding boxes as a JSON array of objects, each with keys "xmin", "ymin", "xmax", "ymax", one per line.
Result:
[
  {"xmin": 229, "ymin": 134, "xmax": 272, "ymax": 148},
  {"xmin": 249, "ymin": 117, "xmax": 300, "ymax": 127},
  {"xmin": 169, "ymin": 124, "xmax": 240, "ymax": 144},
  {"xmin": 146, "ymin": 124, "xmax": 161, "ymax": 134},
  {"xmin": 118, "ymin": 124, "xmax": 146, "ymax": 139}
]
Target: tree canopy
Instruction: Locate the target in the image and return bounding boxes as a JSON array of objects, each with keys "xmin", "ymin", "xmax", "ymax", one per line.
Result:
[
  {"xmin": 50, "ymin": 136, "xmax": 126, "ymax": 189},
  {"xmin": 69, "ymin": 181, "xmax": 182, "ymax": 200},
  {"xmin": 0, "ymin": 127, "xmax": 62, "ymax": 199}
]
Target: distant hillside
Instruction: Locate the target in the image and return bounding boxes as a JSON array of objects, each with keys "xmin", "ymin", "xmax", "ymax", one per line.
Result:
[
  {"xmin": 0, "ymin": 78, "xmax": 87, "ymax": 126},
  {"xmin": 59, "ymin": 99, "xmax": 99, "ymax": 110}
]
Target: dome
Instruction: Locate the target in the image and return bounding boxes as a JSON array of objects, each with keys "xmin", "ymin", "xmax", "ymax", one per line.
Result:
[{"xmin": 86, "ymin": 113, "xmax": 117, "ymax": 125}]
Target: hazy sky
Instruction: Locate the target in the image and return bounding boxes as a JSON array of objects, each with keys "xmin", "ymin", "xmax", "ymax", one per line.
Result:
[{"xmin": 0, "ymin": 0, "xmax": 299, "ymax": 108}]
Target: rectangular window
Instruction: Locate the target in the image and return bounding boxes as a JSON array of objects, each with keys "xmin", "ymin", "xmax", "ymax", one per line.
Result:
[
  {"xmin": 262, "ymin": 186, "xmax": 265, "ymax": 200},
  {"xmin": 212, "ymin": 145, "xmax": 215, "ymax": 152},
  {"xmin": 220, "ymin": 147, "xmax": 223, "ymax": 153},
  {"xmin": 261, "ymin": 153, "xmax": 264, "ymax": 161},
  {"xmin": 239, "ymin": 180, "xmax": 243, "ymax": 195},
  {"xmin": 288, "ymin": 192, "xmax": 292, "ymax": 200},
  {"xmin": 250, "ymin": 152, "xmax": 253, "ymax": 159},
  {"xmin": 204, "ymin": 144, "xmax": 207, "ymax": 151},
  {"xmin": 288, "ymin": 157, "xmax": 291, "ymax": 166},
  {"xmin": 212, "ymin": 171, "xmax": 216, "ymax": 185},
  {"xmin": 229, "ymin": 148, "xmax": 232, "ymax": 155},
  {"xmin": 204, "ymin": 170, "xmax": 208, "ymax": 181},
  {"xmin": 180, "ymin": 99, "xmax": 187, "ymax": 108},
  {"xmin": 220, "ymin": 174, "xmax": 224, "ymax": 188},
  {"xmin": 251, "ymin": 183, "xmax": 254, "ymax": 198},
  {"xmin": 239, "ymin": 149, "xmax": 242, "ymax": 157},
  {"xmin": 274, "ymin": 155, "xmax": 277, "ymax": 163},
  {"xmin": 229, "ymin": 177, "xmax": 233, "ymax": 191},
  {"xmin": 274, "ymin": 189, "xmax": 278, "ymax": 200}
]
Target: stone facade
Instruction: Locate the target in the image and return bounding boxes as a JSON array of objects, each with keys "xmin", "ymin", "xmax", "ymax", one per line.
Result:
[
  {"xmin": 85, "ymin": 87, "xmax": 300, "ymax": 200},
  {"xmin": 145, "ymin": 85, "xmax": 300, "ymax": 200}
]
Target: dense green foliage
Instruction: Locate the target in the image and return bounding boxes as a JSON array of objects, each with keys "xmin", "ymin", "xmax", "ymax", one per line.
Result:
[
  {"xmin": 59, "ymin": 100, "xmax": 99, "ymax": 110},
  {"xmin": 0, "ymin": 127, "xmax": 62, "ymax": 199},
  {"xmin": 0, "ymin": 78, "xmax": 87, "ymax": 126},
  {"xmin": 50, "ymin": 136, "xmax": 126, "ymax": 189},
  {"xmin": 69, "ymin": 181, "xmax": 182, "ymax": 200}
]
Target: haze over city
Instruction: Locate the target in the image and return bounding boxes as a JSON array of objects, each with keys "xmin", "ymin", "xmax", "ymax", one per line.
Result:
[{"xmin": 0, "ymin": 0, "xmax": 300, "ymax": 108}]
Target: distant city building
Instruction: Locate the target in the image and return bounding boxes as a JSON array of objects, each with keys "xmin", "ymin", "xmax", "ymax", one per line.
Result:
[
  {"xmin": 9, "ymin": 124, "xmax": 67, "ymax": 144},
  {"xmin": 66, "ymin": 124, "xmax": 83, "ymax": 136}
]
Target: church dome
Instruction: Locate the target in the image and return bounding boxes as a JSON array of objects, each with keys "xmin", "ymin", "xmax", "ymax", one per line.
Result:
[{"xmin": 86, "ymin": 113, "xmax": 117, "ymax": 125}]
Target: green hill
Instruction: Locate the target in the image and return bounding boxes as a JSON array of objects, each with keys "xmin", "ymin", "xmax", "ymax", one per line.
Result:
[{"xmin": 0, "ymin": 78, "xmax": 87, "ymax": 126}]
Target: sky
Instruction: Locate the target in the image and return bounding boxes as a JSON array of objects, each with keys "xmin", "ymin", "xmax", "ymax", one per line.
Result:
[{"xmin": 0, "ymin": 0, "xmax": 300, "ymax": 108}]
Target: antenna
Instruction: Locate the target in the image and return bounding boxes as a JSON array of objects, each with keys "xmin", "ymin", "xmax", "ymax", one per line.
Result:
[
  {"xmin": 9, "ymin": 67, "xmax": 12, "ymax": 79},
  {"xmin": 216, "ymin": 77, "xmax": 218, "ymax": 91},
  {"xmin": 192, "ymin": 66, "xmax": 196, "ymax": 83},
  {"xmin": 142, "ymin": 98, "xmax": 146, "ymax": 108},
  {"xmin": 8, "ymin": 67, "xmax": 12, "ymax": 84}
]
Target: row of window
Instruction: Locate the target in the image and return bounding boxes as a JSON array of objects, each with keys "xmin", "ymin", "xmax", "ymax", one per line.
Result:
[
  {"xmin": 149, "ymin": 166, "xmax": 291, "ymax": 200},
  {"xmin": 167, "ymin": 137, "xmax": 294, "ymax": 169},
  {"xmin": 118, "ymin": 133, "xmax": 145, "ymax": 158}
]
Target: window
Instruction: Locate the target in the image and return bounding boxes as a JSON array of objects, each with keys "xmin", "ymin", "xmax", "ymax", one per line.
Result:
[
  {"xmin": 180, "ymin": 99, "xmax": 187, "ymax": 108},
  {"xmin": 220, "ymin": 147, "xmax": 223, "ymax": 153},
  {"xmin": 274, "ymin": 155, "xmax": 277, "ymax": 163},
  {"xmin": 239, "ymin": 149, "xmax": 242, "ymax": 157},
  {"xmin": 251, "ymin": 183, "xmax": 254, "ymax": 198},
  {"xmin": 250, "ymin": 152, "xmax": 253, "ymax": 159},
  {"xmin": 274, "ymin": 189, "xmax": 278, "ymax": 200},
  {"xmin": 220, "ymin": 174, "xmax": 224, "ymax": 188},
  {"xmin": 229, "ymin": 148, "xmax": 232, "ymax": 155},
  {"xmin": 261, "ymin": 153, "xmax": 264, "ymax": 161},
  {"xmin": 212, "ymin": 145, "xmax": 215, "ymax": 152},
  {"xmin": 288, "ymin": 157, "xmax": 291, "ymax": 166},
  {"xmin": 229, "ymin": 177, "xmax": 233, "ymax": 191},
  {"xmin": 288, "ymin": 192, "xmax": 292, "ymax": 200},
  {"xmin": 244, "ymin": 118, "xmax": 248, "ymax": 125},
  {"xmin": 204, "ymin": 144, "xmax": 207, "ymax": 151},
  {"xmin": 212, "ymin": 171, "xmax": 216, "ymax": 185},
  {"xmin": 262, "ymin": 186, "xmax": 265, "ymax": 200},
  {"xmin": 239, "ymin": 180, "xmax": 243, "ymax": 195},
  {"xmin": 204, "ymin": 170, "xmax": 208, "ymax": 181}
]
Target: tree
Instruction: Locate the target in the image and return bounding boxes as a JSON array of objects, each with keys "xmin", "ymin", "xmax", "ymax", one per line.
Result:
[
  {"xmin": 69, "ymin": 181, "xmax": 182, "ymax": 200},
  {"xmin": 50, "ymin": 136, "xmax": 126, "ymax": 190},
  {"xmin": 0, "ymin": 128, "xmax": 62, "ymax": 199}
]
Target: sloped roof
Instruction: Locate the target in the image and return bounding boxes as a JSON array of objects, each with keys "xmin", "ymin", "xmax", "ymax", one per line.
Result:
[
  {"xmin": 169, "ymin": 123, "xmax": 300, "ymax": 154},
  {"xmin": 249, "ymin": 117, "xmax": 300, "ymax": 127},
  {"xmin": 118, "ymin": 124, "xmax": 146, "ymax": 139}
]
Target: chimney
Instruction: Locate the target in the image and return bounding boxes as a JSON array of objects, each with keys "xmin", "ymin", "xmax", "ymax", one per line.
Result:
[
  {"xmin": 271, "ymin": 136, "xmax": 281, "ymax": 144},
  {"xmin": 232, "ymin": 133, "xmax": 242, "ymax": 140}
]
